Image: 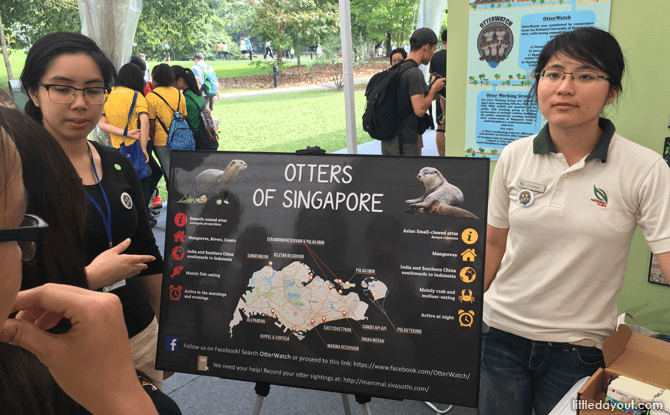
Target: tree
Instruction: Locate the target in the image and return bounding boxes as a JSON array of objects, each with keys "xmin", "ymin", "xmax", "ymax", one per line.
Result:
[
  {"xmin": 1, "ymin": 14, "xmax": 13, "ymax": 81},
  {"xmin": 494, "ymin": 74, "xmax": 500, "ymax": 80},
  {"xmin": 134, "ymin": 0, "xmax": 224, "ymax": 60},
  {"xmin": 351, "ymin": 0, "xmax": 417, "ymax": 57},
  {"xmin": 251, "ymin": 0, "xmax": 339, "ymax": 66}
]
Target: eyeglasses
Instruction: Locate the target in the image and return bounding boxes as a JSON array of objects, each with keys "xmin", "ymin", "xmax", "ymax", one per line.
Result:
[
  {"xmin": 37, "ymin": 82, "xmax": 110, "ymax": 105},
  {"xmin": 538, "ymin": 69, "xmax": 610, "ymax": 85},
  {"xmin": 0, "ymin": 214, "xmax": 49, "ymax": 262}
]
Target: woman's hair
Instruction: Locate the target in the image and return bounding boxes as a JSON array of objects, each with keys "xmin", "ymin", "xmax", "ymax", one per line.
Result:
[
  {"xmin": 529, "ymin": 27, "xmax": 624, "ymax": 103},
  {"xmin": 20, "ymin": 32, "xmax": 117, "ymax": 124},
  {"xmin": 117, "ymin": 63, "xmax": 146, "ymax": 94},
  {"xmin": 0, "ymin": 107, "xmax": 89, "ymax": 290},
  {"xmin": 389, "ymin": 47, "xmax": 407, "ymax": 64},
  {"xmin": 152, "ymin": 63, "xmax": 176, "ymax": 87},
  {"xmin": 0, "ymin": 106, "xmax": 89, "ymax": 415},
  {"xmin": 171, "ymin": 65, "xmax": 201, "ymax": 96}
]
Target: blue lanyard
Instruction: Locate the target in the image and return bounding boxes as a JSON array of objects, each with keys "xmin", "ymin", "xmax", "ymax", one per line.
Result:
[{"xmin": 85, "ymin": 143, "xmax": 113, "ymax": 249}]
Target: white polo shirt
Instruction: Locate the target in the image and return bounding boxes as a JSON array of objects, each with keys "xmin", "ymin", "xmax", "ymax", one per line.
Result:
[{"xmin": 485, "ymin": 118, "xmax": 670, "ymax": 348}]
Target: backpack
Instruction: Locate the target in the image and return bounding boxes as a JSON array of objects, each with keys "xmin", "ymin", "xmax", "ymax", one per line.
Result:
[
  {"xmin": 201, "ymin": 64, "xmax": 219, "ymax": 96},
  {"xmin": 185, "ymin": 93, "xmax": 219, "ymax": 151},
  {"xmin": 151, "ymin": 91, "xmax": 195, "ymax": 150},
  {"xmin": 362, "ymin": 60, "xmax": 418, "ymax": 141}
]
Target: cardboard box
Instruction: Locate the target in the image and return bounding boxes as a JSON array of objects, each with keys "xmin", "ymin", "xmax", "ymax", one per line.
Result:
[{"xmin": 577, "ymin": 325, "xmax": 670, "ymax": 414}]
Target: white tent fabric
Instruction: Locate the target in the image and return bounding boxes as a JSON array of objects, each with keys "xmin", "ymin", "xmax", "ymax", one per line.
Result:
[{"xmin": 78, "ymin": 0, "xmax": 143, "ymax": 71}]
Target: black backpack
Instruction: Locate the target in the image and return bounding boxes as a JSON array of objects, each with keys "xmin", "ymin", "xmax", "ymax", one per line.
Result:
[
  {"xmin": 184, "ymin": 93, "xmax": 219, "ymax": 151},
  {"xmin": 362, "ymin": 60, "xmax": 418, "ymax": 141}
]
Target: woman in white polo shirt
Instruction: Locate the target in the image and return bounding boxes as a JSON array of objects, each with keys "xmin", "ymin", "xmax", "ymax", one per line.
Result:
[{"xmin": 480, "ymin": 27, "xmax": 670, "ymax": 415}]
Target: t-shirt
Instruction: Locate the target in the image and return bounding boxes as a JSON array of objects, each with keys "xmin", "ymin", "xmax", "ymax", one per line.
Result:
[
  {"xmin": 265, "ymin": 41, "xmax": 271, "ymax": 48},
  {"xmin": 222, "ymin": 43, "xmax": 228, "ymax": 52},
  {"xmin": 396, "ymin": 60, "xmax": 428, "ymax": 145},
  {"xmin": 102, "ymin": 87, "xmax": 149, "ymax": 148},
  {"xmin": 429, "ymin": 49, "xmax": 446, "ymax": 78},
  {"xmin": 183, "ymin": 90, "xmax": 203, "ymax": 132},
  {"xmin": 240, "ymin": 40, "xmax": 247, "ymax": 51},
  {"xmin": 146, "ymin": 87, "xmax": 187, "ymax": 147},
  {"xmin": 244, "ymin": 38, "xmax": 251, "ymax": 50},
  {"xmin": 84, "ymin": 141, "xmax": 164, "ymax": 338},
  {"xmin": 191, "ymin": 62, "xmax": 207, "ymax": 88},
  {"xmin": 216, "ymin": 43, "xmax": 222, "ymax": 52}
]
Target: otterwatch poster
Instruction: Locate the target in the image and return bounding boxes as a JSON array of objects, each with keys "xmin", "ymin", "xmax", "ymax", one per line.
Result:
[
  {"xmin": 466, "ymin": 0, "xmax": 612, "ymax": 159},
  {"xmin": 156, "ymin": 151, "xmax": 489, "ymax": 407}
]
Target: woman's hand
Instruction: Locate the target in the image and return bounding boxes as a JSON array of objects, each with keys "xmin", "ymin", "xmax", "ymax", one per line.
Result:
[
  {"xmin": 85, "ymin": 239, "xmax": 155, "ymax": 290},
  {"xmin": 126, "ymin": 129, "xmax": 141, "ymax": 140},
  {"xmin": 0, "ymin": 284, "xmax": 159, "ymax": 415}
]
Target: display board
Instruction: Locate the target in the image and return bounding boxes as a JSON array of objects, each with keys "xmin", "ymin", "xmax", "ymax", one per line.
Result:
[
  {"xmin": 465, "ymin": 0, "xmax": 612, "ymax": 159},
  {"xmin": 156, "ymin": 151, "xmax": 489, "ymax": 407}
]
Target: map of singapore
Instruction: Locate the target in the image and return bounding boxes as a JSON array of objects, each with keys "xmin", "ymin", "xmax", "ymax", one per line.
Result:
[{"xmin": 230, "ymin": 261, "xmax": 383, "ymax": 340}]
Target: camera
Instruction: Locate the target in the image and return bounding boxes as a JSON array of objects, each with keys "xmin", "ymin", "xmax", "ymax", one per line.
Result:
[{"xmin": 429, "ymin": 72, "xmax": 446, "ymax": 97}]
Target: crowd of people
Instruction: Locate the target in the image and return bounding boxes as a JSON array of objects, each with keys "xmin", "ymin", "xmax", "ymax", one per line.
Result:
[{"xmin": 1, "ymin": 23, "xmax": 669, "ymax": 415}]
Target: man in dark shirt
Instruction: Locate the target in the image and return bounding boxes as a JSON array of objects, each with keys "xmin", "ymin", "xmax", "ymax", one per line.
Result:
[
  {"xmin": 429, "ymin": 29, "xmax": 447, "ymax": 156},
  {"xmin": 383, "ymin": 28, "xmax": 446, "ymax": 156}
]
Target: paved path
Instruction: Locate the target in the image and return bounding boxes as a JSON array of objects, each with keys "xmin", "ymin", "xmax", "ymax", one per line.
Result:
[{"xmin": 218, "ymin": 77, "xmax": 372, "ymax": 100}]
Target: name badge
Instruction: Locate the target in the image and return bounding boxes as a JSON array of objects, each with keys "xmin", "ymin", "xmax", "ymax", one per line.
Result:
[
  {"xmin": 104, "ymin": 279, "xmax": 127, "ymax": 292},
  {"xmin": 518, "ymin": 180, "xmax": 546, "ymax": 193}
]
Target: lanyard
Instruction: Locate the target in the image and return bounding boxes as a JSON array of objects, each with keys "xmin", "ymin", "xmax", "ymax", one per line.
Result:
[{"xmin": 85, "ymin": 143, "xmax": 113, "ymax": 249}]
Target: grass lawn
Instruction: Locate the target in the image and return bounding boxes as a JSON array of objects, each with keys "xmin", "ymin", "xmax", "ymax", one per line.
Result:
[
  {"xmin": 154, "ymin": 87, "xmax": 373, "ymax": 202},
  {"xmin": 0, "ymin": 50, "xmax": 28, "ymax": 88}
]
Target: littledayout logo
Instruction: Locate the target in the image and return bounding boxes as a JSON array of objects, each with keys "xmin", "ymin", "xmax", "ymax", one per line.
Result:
[{"xmin": 591, "ymin": 185, "xmax": 608, "ymax": 208}]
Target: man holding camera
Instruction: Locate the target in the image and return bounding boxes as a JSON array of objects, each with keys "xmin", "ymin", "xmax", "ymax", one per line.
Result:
[{"xmin": 383, "ymin": 28, "xmax": 446, "ymax": 156}]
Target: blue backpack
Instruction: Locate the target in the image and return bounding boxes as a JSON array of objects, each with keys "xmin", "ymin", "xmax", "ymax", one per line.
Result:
[
  {"xmin": 151, "ymin": 91, "xmax": 195, "ymax": 150},
  {"xmin": 202, "ymin": 64, "xmax": 219, "ymax": 96}
]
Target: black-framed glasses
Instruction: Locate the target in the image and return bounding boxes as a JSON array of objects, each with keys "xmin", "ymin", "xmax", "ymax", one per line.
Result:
[
  {"xmin": 37, "ymin": 82, "xmax": 110, "ymax": 105},
  {"xmin": 537, "ymin": 69, "xmax": 610, "ymax": 85},
  {"xmin": 0, "ymin": 214, "xmax": 49, "ymax": 262}
]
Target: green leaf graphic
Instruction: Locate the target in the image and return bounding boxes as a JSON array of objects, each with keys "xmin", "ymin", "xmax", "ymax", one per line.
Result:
[{"xmin": 593, "ymin": 185, "xmax": 608, "ymax": 204}]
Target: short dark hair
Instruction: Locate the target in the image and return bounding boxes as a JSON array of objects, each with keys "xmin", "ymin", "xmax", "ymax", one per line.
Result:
[
  {"xmin": 441, "ymin": 30, "xmax": 448, "ymax": 42},
  {"xmin": 152, "ymin": 63, "xmax": 176, "ymax": 87},
  {"xmin": 117, "ymin": 63, "xmax": 145, "ymax": 94},
  {"xmin": 171, "ymin": 65, "xmax": 200, "ymax": 96},
  {"xmin": 129, "ymin": 55, "xmax": 146, "ymax": 73},
  {"xmin": 389, "ymin": 48, "xmax": 407, "ymax": 65},
  {"xmin": 20, "ymin": 32, "xmax": 117, "ymax": 124},
  {"xmin": 529, "ymin": 27, "xmax": 624, "ymax": 103}
]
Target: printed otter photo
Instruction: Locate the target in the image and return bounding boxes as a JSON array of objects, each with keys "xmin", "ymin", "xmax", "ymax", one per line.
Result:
[
  {"xmin": 178, "ymin": 159, "xmax": 248, "ymax": 205},
  {"xmin": 405, "ymin": 167, "xmax": 479, "ymax": 219}
]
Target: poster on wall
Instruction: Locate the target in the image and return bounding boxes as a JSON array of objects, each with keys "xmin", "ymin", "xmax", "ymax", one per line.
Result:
[
  {"xmin": 465, "ymin": 0, "xmax": 612, "ymax": 160},
  {"xmin": 156, "ymin": 151, "xmax": 489, "ymax": 407}
]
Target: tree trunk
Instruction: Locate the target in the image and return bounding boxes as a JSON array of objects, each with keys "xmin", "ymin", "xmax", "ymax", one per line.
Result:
[
  {"xmin": 385, "ymin": 32, "xmax": 392, "ymax": 58},
  {"xmin": 296, "ymin": 43, "xmax": 301, "ymax": 66},
  {"xmin": 276, "ymin": 45, "xmax": 283, "ymax": 66},
  {"xmin": 0, "ymin": 14, "xmax": 14, "ymax": 82}
]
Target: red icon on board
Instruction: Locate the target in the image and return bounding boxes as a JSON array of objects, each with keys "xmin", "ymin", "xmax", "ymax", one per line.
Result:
[
  {"xmin": 174, "ymin": 213, "xmax": 187, "ymax": 227},
  {"xmin": 169, "ymin": 285, "xmax": 182, "ymax": 301},
  {"xmin": 172, "ymin": 246, "xmax": 185, "ymax": 261},
  {"xmin": 171, "ymin": 266, "xmax": 184, "ymax": 278},
  {"xmin": 174, "ymin": 231, "xmax": 185, "ymax": 242}
]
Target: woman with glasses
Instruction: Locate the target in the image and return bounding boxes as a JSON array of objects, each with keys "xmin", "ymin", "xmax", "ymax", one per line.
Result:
[
  {"xmin": 0, "ymin": 122, "xmax": 160, "ymax": 414},
  {"xmin": 479, "ymin": 28, "xmax": 670, "ymax": 415},
  {"xmin": 21, "ymin": 32, "xmax": 165, "ymax": 389}
]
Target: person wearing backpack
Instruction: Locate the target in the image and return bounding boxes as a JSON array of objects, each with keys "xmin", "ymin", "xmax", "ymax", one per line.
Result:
[
  {"xmin": 146, "ymin": 63, "xmax": 188, "ymax": 185},
  {"xmin": 172, "ymin": 65, "xmax": 220, "ymax": 151},
  {"xmin": 385, "ymin": 28, "xmax": 444, "ymax": 156},
  {"xmin": 192, "ymin": 52, "xmax": 220, "ymax": 111}
]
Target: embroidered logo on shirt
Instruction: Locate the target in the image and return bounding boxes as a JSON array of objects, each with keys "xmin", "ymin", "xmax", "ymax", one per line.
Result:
[{"xmin": 590, "ymin": 185, "xmax": 608, "ymax": 208}]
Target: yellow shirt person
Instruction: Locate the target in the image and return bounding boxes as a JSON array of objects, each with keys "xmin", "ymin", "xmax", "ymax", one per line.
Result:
[
  {"xmin": 102, "ymin": 86, "xmax": 149, "ymax": 148},
  {"xmin": 147, "ymin": 86, "xmax": 188, "ymax": 147}
]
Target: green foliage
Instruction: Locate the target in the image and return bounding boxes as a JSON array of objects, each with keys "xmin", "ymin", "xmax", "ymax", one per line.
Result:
[
  {"xmin": 351, "ymin": 0, "xmax": 416, "ymax": 49},
  {"xmin": 251, "ymin": 0, "xmax": 339, "ymax": 65},
  {"xmin": 1, "ymin": 0, "xmax": 81, "ymax": 48}
]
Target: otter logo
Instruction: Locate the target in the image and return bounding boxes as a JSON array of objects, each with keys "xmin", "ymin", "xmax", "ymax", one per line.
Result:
[{"xmin": 590, "ymin": 185, "xmax": 608, "ymax": 208}]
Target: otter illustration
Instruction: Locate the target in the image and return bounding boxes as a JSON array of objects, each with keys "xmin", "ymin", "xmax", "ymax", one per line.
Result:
[
  {"xmin": 490, "ymin": 42, "xmax": 498, "ymax": 62},
  {"xmin": 180, "ymin": 159, "xmax": 248, "ymax": 204},
  {"xmin": 498, "ymin": 39, "xmax": 510, "ymax": 61},
  {"xmin": 495, "ymin": 26, "xmax": 508, "ymax": 45},
  {"xmin": 480, "ymin": 40, "xmax": 491, "ymax": 61},
  {"xmin": 405, "ymin": 167, "xmax": 479, "ymax": 219},
  {"xmin": 482, "ymin": 27, "xmax": 495, "ymax": 42}
]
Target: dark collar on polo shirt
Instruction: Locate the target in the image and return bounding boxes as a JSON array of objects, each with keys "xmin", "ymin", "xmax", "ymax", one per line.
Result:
[{"xmin": 533, "ymin": 118, "xmax": 616, "ymax": 163}]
